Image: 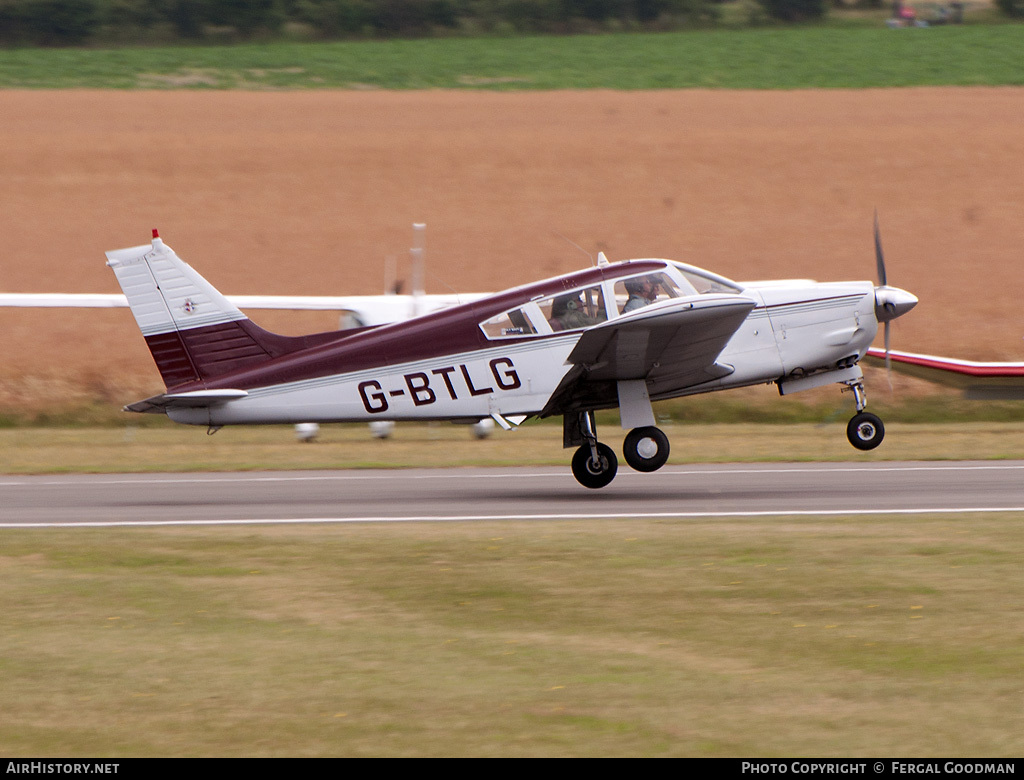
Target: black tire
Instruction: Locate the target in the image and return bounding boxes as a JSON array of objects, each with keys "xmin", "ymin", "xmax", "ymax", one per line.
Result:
[
  {"xmin": 571, "ymin": 443, "xmax": 618, "ymax": 489},
  {"xmin": 847, "ymin": 412, "xmax": 885, "ymax": 450},
  {"xmin": 623, "ymin": 426, "xmax": 671, "ymax": 472}
]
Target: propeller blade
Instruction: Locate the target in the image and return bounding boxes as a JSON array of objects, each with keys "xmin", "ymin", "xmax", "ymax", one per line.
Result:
[{"xmin": 874, "ymin": 210, "xmax": 887, "ymax": 287}]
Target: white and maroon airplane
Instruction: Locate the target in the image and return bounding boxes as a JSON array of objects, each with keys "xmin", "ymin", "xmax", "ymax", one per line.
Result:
[{"xmin": 104, "ymin": 227, "xmax": 916, "ymax": 488}]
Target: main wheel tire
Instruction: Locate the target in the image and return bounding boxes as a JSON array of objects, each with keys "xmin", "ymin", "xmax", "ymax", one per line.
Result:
[
  {"xmin": 571, "ymin": 443, "xmax": 618, "ymax": 489},
  {"xmin": 847, "ymin": 412, "xmax": 885, "ymax": 450},
  {"xmin": 623, "ymin": 426, "xmax": 670, "ymax": 472}
]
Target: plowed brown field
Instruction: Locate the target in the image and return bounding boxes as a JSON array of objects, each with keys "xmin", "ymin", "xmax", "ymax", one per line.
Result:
[{"xmin": 2, "ymin": 88, "xmax": 1022, "ymax": 410}]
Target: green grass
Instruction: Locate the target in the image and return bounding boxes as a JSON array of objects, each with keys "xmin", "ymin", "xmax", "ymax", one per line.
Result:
[
  {"xmin": 2, "ymin": 517, "xmax": 1022, "ymax": 756},
  {"xmin": 1, "ymin": 25, "xmax": 1023, "ymax": 89},
  {"xmin": 5, "ymin": 418, "xmax": 1024, "ymax": 474},
  {"xmin": 5, "ymin": 380, "xmax": 1024, "ymax": 428}
]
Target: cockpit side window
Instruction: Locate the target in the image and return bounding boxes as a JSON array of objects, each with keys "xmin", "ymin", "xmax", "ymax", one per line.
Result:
[{"xmin": 614, "ymin": 272, "xmax": 683, "ymax": 315}]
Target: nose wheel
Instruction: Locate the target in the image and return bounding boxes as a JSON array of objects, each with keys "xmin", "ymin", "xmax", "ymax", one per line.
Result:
[
  {"xmin": 847, "ymin": 412, "xmax": 884, "ymax": 450},
  {"xmin": 843, "ymin": 379, "xmax": 885, "ymax": 450}
]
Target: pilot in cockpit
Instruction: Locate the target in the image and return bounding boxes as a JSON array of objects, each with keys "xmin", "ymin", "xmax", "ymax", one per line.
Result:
[{"xmin": 623, "ymin": 276, "xmax": 660, "ymax": 313}]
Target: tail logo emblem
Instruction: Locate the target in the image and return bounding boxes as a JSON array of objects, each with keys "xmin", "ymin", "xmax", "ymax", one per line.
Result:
[{"xmin": 181, "ymin": 298, "xmax": 198, "ymax": 314}]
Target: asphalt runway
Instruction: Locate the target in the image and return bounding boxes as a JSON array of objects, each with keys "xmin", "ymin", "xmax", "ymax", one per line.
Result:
[{"xmin": 3, "ymin": 461, "xmax": 1024, "ymax": 527}]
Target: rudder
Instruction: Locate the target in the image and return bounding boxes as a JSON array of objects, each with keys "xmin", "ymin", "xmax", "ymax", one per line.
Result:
[{"xmin": 106, "ymin": 231, "xmax": 276, "ymax": 389}]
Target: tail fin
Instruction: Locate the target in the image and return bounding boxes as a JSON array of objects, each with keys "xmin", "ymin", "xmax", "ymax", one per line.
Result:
[{"xmin": 106, "ymin": 231, "xmax": 288, "ymax": 389}]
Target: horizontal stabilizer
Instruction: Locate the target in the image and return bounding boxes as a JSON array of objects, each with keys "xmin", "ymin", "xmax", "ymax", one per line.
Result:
[{"xmin": 124, "ymin": 389, "xmax": 248, "ymax": 414}]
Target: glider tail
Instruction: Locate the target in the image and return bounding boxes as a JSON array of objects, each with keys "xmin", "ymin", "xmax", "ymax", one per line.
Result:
[{"xmin": 106, "ymin": 231, "xmax": 285, "ymax": 390}]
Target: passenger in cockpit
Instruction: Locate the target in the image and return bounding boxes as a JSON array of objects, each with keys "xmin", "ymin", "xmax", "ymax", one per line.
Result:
[{"xmin": 549, "ymin": 293, "xmax": 593, "ymax": 331}]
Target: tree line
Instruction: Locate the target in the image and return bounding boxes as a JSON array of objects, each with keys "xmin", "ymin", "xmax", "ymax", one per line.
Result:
[
  {"xmin": 0, "ymin": 0, "xmax": 710, "ymax": 45},
  {"xmin": 0, "ymin": 0, "xmax": 787, "ymax": 46},
  {"xmin": 0, "ymin": 0, "xmax": 1019, "ymax": 47}
]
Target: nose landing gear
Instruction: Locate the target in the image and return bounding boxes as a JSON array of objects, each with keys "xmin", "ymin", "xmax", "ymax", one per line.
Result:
[{"xmin": 843, "ymin": 378, "xmax": 885, "ymax": 450}]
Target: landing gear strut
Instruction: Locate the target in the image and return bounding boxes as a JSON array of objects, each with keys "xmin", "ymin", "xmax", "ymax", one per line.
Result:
[
  {"xmin": 567, "ymin": 412, "xmax": 673, "ymax": 487},
  {"xmin": 569, "ymin": 411, "xmax": 618, "ymax": 489},
  {"xmin": 843, "ymin": 378, "xmax": 885, "ymax": 450}
]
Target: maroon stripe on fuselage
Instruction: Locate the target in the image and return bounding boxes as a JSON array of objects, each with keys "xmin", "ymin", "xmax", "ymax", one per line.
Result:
[
  {"xmin": 146, "ymin": 317, "xmax": 368, "ymax": 391},
  {"xmin": 163, "ymin": 261, "xmax": 668, "ymax": 393}
]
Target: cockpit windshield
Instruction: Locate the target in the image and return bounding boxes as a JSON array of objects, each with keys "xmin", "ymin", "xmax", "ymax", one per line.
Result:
[{"xmin": 670, "ymin": 263, "xmax": 743, "ymax": 295}]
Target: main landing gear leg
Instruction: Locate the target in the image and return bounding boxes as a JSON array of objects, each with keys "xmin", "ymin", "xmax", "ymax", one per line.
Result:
[
  {"xmin": 615, "ymin": 379, "xmax": 670, "ymax": 473},
  {"xmin": 843, "ymin": 378, "xmax": 885, "ymax": 451},
  {"xmin": 570, "ymin": 411, "xmax": 618, "ymax": 489}
]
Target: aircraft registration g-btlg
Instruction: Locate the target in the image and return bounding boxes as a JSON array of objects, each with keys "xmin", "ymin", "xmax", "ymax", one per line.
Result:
[{"xmin": 107, "ymin": 227, "xmax": 917, "ymax": 488}]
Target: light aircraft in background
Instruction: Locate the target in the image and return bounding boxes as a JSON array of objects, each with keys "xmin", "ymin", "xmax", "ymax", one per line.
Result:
[
  {"xmin": 865, "ymin": 348, "xmax": 1024, "ymax": 400},
  {"xmin": 0, "ymin": 225, "xmax": 486, "ymax": 328},
  {"xmin": 0, "ymin": 290, "xmax": 485, "ymax": 328},
  {"xmin": 104, "ymin": 222, "xmax": 916, "ymax": 488}
]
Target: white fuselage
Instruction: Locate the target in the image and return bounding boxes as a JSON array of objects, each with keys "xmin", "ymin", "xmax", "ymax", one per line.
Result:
[{"xmin": 168, "ymin": 280, "xmax": 879, "ymax": 427}]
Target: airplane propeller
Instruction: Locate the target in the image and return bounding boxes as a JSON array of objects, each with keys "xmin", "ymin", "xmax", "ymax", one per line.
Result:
[{"xmin": 872, "ymin": 212, "xmax": 919, "ymax": 382}]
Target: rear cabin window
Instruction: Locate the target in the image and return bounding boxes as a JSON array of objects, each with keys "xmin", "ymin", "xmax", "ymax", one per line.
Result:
[
  {"xmin": 480, "ymin": 307, "xmax": 538, "ymax": 339},
  {"xmin": 539, "ymin": 285, "xmax": 608, "ymax": 332}
]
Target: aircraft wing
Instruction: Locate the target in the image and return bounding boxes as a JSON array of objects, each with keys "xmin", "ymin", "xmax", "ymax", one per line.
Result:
[
  {"xmin": 864, "ymin": 347, "xmax": 1024, "ymax": 400},
  {"xmin": 0, "ymin": 293, "xmax": 128, "ymax": 308},
  {"xmin": 542, "ymin": 294, "xmax": 756, "ymax": 416}
]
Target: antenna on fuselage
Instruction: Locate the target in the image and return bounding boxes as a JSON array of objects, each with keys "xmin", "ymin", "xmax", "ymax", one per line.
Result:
[{"xmin": 552, "ymin": 231, "xmax": 596, "ymax": 267}]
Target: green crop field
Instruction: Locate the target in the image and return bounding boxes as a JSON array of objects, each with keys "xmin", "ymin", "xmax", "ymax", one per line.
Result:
[{"xmin": 1, "ymin": 24, "xmax": 1023, "ymax": 89}]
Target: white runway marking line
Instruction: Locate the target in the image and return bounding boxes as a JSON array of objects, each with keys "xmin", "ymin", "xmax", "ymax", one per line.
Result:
[
  {"xmin": 5, "ymin": 506, "xmax": 1024, "ymax": 529},
  {"xmin": 3, "ymin": 461, "xmax": 1024, "ymax": 488}
]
